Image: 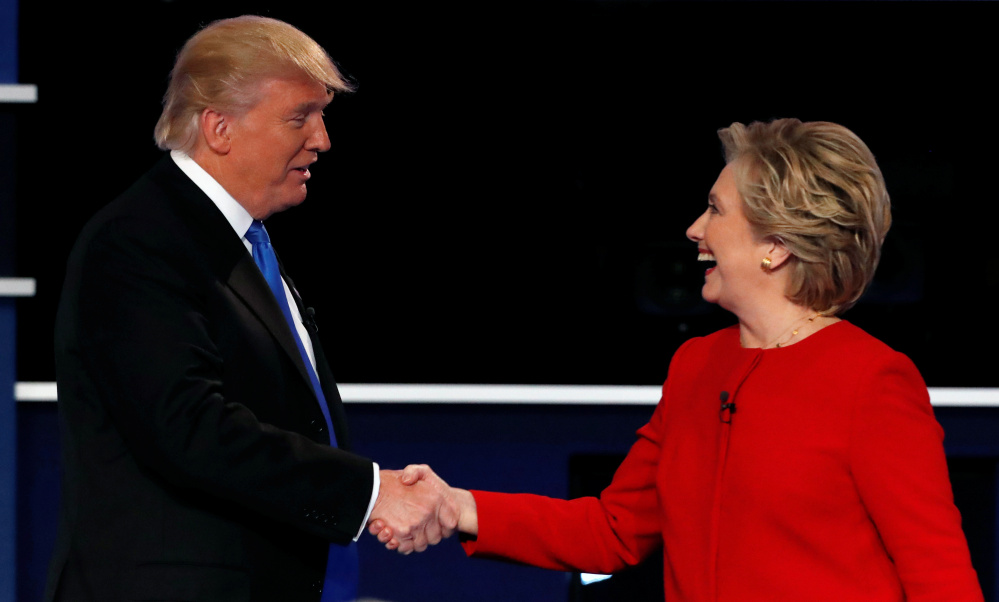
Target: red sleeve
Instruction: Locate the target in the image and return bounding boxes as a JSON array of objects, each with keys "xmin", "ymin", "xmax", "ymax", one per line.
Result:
[
  {"xmin": 460, "ymin": 340, "xmax": 696, "ymax": 572},
  {"xmin": 850, "ymin": 352, "xmax": 983, "ymax": 602}
]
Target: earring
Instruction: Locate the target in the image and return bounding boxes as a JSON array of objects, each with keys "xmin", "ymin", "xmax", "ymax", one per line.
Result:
[{"xmin": 761, "ymin": 257, "xmax": 772, "ymax": 270}]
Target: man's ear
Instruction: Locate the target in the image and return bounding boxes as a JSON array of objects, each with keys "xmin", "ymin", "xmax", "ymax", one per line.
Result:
[
  {"xmin": 765, "ymin": 237, "xmax": 792, "ymax": 270},
  {"xmin": 200, "ymin": 108, "xmax": 231, "ymax": 154}
]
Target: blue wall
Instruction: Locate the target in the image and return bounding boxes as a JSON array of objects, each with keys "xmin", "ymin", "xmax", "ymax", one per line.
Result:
[
  {"xmin": 2, "ymin": 1, "xmax": 22, "ymax": 599},
  {"xmin": 0, "ymin": 0, "xmax": 16, "ymax": 82},
  {"xmin": 0, "ymin": 304, "xmax": 16, "ymax": 602},
  {"xmin": 17, "ymin": 402, "xmax": 999, "ymax": 602}
]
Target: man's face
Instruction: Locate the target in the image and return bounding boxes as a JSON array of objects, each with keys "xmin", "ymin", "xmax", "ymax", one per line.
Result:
[{"xmin": 223, "ymin": 76, "xmax": 332, "ymax": 219}]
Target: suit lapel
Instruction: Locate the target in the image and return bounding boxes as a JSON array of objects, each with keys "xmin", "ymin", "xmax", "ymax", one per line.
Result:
[
  {"xmin": 281, "ymin": 268, "xmax": 351, "ymax": 450},
  {"xmin": 226, "ymin": 254, "xmax": 316, "ymax": 393},
  {"xmin": 148, "ymin": 156, "xmax": 318, "ymax": 398}
]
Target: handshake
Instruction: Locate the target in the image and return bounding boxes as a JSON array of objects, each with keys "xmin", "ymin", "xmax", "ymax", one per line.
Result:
[{"xmin": 366, "ymin": 465, "xmax": 477, "ymax": 554}]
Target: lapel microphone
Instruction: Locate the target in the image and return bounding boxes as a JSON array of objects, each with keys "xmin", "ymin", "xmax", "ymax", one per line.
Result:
[
  {"xmin": 719, "ymin": 391, "xmax": 736, "ymax": 424},
  {"xmin": 304, "ymin": 307, "xmax": 319, "ymax": 334}
]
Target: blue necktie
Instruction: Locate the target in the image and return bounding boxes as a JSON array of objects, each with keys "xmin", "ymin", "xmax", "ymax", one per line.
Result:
[{"xmin": 245, "ymin": 220, "xmax": 358, "ymax": 602}]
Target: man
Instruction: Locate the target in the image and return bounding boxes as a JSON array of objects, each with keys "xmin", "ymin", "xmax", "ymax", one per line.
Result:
[{"xmin": 46, "ymin": 16, "xmax": 453, "ymax": 602}]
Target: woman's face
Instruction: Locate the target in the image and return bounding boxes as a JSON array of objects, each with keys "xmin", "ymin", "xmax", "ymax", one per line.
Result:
[{"xmin": 686, "ymin": 163, "xmax": 773, "ymax": 313}]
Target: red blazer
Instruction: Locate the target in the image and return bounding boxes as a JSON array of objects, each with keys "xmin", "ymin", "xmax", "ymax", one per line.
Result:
[{"xmin": 464, "ymin": 322, "xmax": 983, "ymax": 601}]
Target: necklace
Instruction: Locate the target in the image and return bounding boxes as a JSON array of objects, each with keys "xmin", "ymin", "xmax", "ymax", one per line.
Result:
[{"xmin": 766, "ymin": 312, "xmax": 823, "ymax": 349}]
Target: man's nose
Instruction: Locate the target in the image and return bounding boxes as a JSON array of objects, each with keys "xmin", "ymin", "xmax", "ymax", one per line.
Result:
[{"xmin": 309, "ymin": 118, "xmax": 331, "ymax": 152}]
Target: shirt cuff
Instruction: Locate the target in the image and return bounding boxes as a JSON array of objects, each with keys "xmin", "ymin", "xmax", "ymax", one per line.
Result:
[{"xmin": 353, "ymin": 462, "xmax": 380, "ymax": 541}]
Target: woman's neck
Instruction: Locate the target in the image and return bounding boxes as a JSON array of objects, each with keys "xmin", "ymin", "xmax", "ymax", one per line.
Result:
[{"xmin": 737, "ymin": 301, "xmax": 839, "ymax": 349}]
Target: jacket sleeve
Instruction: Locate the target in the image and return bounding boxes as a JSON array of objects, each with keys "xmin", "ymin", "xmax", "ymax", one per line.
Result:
[
  {"xmin": 461, "ymin": 340, "xmax": 695, "ymax": 572},
  {"xmin": 849, "ymin": 352, "xmax": 984, "ymax": 602}
]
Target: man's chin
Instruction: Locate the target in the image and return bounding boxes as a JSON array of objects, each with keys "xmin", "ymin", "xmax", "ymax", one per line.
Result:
[
  {"xmin": 256, "ymin": 191, "xmax": 308, "ymax": 220},
  {"xmin": 282, "ymin": 186, "xmax": 310, "ymax": 208}
]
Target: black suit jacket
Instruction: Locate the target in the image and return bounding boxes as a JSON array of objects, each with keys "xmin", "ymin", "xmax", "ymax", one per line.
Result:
[{"xmin": 46, "ymin": 156, "xmax": 374, "ymax": 602}]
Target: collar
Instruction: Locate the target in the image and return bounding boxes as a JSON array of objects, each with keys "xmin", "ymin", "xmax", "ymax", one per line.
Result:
[{"xmin": 170, "ymin": 150, "xmax": 254, "ymax": 241}]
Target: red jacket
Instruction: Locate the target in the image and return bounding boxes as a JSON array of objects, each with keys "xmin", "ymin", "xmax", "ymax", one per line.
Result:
[{"xmin": 464, "ymin": 322, "xmax": 982, "ymax": 601}]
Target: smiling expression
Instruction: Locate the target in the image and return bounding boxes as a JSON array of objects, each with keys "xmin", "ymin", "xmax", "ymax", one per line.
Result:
[
  {"xmin": 685, "ymin": 162, "xmax": 773, "ymax": 313},
  {"xmin": 221, "ymin": 76, "xmax": 332, "ymax": 219}
]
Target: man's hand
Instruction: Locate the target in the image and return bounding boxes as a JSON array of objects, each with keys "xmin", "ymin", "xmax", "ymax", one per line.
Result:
[
  {"xmin": 368, "ymin": 465, "xmax": 477, "ymax": 553},
  {"xmin": 367, "ymin": 467, "xmax": 460, "ymax": 554}
]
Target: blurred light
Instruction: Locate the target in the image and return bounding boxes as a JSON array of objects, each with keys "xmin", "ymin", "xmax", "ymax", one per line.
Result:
[{"xmin": 580, "ymin": 573, "xmax": 612, "ymax": 585}]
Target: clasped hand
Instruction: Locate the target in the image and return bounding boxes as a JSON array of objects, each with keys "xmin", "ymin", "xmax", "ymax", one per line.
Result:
[{"xmin": 368, "ymin": 464, "xmax": 474, "ymax": 554}]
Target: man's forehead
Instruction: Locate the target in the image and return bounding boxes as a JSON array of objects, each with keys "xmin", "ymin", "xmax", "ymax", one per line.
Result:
[
  {"xmin": 255, "ymin": 75, "xmax": 332, "ymax": 110},
  {"xmin": 290, "ymin": 96, "xmax": 332, "ymax": 113}
]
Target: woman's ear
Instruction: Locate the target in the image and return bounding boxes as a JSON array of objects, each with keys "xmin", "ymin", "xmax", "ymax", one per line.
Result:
[{"xmin": 764, "ymin": 237, "xmax": 792, "ymax": 270}]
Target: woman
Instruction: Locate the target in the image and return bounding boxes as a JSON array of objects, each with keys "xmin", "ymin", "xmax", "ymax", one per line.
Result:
[{"xmin": 374, "ymin": 119, "xmax": 984, "ymax": 601}]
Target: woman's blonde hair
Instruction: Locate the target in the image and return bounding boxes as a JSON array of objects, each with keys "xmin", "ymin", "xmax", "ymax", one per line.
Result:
[
  {"xmin": 720, "ymin": 119, "xmax": 891, "ymax": 315},
  {"xmin": 154, "ymin": 15, "xmax": 354, "ymax": 152}
]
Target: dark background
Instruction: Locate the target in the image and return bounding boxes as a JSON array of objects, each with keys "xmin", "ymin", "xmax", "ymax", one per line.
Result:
[
  {"xmin": 11, "ymin": 3, "xmax": 999, "ymax": 601},
  {"xmin": 13, "ymin": 1, "xmax": 999, "ymax": 385}
]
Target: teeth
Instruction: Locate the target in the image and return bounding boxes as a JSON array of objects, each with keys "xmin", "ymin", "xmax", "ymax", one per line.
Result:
[{"xmin": 697, "ymin": 252, "xmax": 715, "ymax": 262}]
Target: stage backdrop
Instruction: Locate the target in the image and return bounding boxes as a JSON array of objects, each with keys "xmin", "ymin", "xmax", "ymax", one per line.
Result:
[{"xmin": 12, "ymin": 1, "xmax": 999, "ymax": 601}]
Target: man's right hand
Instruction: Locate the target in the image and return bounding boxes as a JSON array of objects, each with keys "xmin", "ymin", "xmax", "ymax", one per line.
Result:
[
  {"xmin": 367, "ymin": 467, "xmax": 460, "ymax": 554},
  {"xmin": 368, "ymin": 465, "xmax": 477, "ymax": 553}
]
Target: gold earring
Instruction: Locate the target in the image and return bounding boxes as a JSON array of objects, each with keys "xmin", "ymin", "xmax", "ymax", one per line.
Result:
[{"xmin": 761, "ymin": 257, "xmax": 772, "ymax": 270}]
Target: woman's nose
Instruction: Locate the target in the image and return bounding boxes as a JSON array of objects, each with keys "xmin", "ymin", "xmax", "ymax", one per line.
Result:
[{"xmin": 686, "ymin": 212, "xmax": 706, "ymax": 242}]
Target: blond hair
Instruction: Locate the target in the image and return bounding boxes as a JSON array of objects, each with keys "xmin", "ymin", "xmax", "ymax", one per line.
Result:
[
  {"xmin": 154, "ymin": 15, "xmax": 353, "ymax": 152},
  {"xmin": 720, "ymin": 119, "xmax": 891, "ymax": 315}
]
